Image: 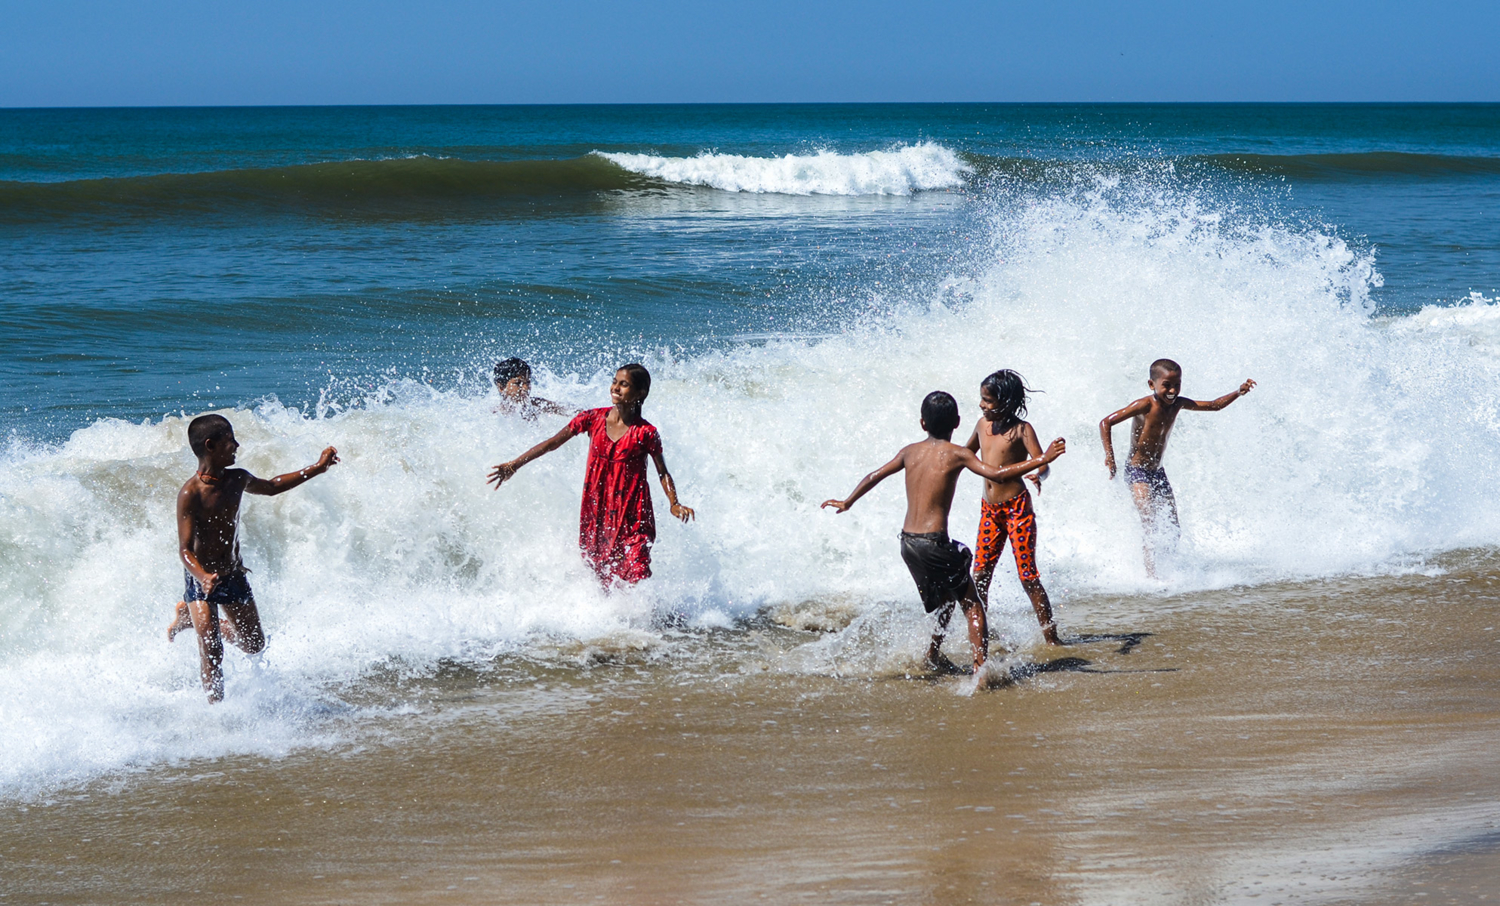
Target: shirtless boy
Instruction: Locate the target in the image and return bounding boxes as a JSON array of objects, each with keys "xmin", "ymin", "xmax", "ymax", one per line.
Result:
[
  {"xmin": 494, "ymin": 357, "xmax": 571, "ymax": 417},
  {"xmin": 822, "ymin": 391, "xmax": 1065, "ymax": 672},
  {"xmin": 1099, "ymin": 359, "xmax": 1254, "ymax": 576},
  {"xmin": 166, "ymin": 414, "xmax": 338, "ymax": 702},
  {"xmin": 964, "ymin": 370, "xmax": 1061, "ymax": 645}
]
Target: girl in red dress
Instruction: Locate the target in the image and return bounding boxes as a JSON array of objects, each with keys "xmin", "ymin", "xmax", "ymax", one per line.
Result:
[{"xmin": 488, "ymin": 364, "xmax": 695, "ymax": 585}]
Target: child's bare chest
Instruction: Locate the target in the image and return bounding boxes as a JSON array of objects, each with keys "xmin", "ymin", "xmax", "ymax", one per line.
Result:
[{"xmin": 979, "ymin": 425, "xmax": 1028, "ymax": 465}]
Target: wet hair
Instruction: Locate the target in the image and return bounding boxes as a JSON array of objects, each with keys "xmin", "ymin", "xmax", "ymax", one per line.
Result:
[
  {"xmin": 1150, "ymin": 358, "xmax": 1182, "ymax": 380},
  {"xmin": 920, "ymin": 391, "xmax": 960, "ymax": 438},
  {"xmin": 980, "ymin": 369, "xmax": 1032, "ymax": 433},
  {"xmin": 493, "ymin": 357, "xmax": 532, "ymax": 385},
  {"xmin": 618, "ymin": 363, "xmax": 651, "ymax": 399},
  {"xmin": 188, "ymin": 414, "xmax": 233, "ymax": 457}
]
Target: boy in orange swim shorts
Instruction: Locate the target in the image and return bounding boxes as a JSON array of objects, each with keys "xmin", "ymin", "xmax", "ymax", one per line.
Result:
[{"xmin": 965, "ymin": 370, "xmax": 1062, "ymax": 645}]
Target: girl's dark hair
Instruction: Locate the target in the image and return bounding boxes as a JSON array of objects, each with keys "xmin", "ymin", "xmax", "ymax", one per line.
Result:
[
  {"xmin": 619, "ymin": 363, "xmax": 651, "ymax": 399},
  {"xmin": 493, "ymin": 357, "xmax": 531, "ymax": 384},
  {"xmin": 980, "ymin": 369, "xmax": 1033, "ymax": 432}
]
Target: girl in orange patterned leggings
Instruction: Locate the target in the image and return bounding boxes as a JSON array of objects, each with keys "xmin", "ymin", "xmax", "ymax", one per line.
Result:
[{"xmin": 964, "ymin": 370, "xmax": 1062, "ymax": 645}]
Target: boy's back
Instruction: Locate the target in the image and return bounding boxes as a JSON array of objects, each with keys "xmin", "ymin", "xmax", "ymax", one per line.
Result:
[{"xmin": 897, "ymin": 438, "xmax": 985, "ymax": 535}]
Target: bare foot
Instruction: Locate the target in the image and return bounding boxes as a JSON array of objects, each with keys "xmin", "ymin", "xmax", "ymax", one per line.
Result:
[
  {"xmin": 167, "ymin": 602, "xmax": 192, "ymax": 641},
  {"xmin": 925, "ymin": 652, "xmax": 968, "ymax": 676}
]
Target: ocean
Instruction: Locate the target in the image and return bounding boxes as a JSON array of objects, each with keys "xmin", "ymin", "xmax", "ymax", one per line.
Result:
[{"xmin": 3, "ymin": 104, "xmax": 1500, "ymax": 904}]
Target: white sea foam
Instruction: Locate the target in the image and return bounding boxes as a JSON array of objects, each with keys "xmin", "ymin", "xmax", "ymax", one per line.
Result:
[
  {"xmin": 6, "ymin": 177, "xmax": 1500, "ymax": 797},
  {"xmin": 595, "ymin": 143, "xmax": 970, "ymax": 195}
]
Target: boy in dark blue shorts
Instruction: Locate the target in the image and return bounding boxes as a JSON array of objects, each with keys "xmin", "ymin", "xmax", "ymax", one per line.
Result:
[
  {"xmin": 166, "ymin": 414, "xmax": 338, "ymax": 702},
  {"xmin": 823, "ymin": 392, "xmax": 1065, "ymax": 672},
  {"xmin": 1100, "ymin": 359, "xmax": 1254, "ymax": 577}
]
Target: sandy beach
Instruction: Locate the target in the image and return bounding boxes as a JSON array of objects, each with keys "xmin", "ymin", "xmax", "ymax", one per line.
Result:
[{"xmin": 7, "ymin": 551, "xmax": 1499, "ymax": 905}]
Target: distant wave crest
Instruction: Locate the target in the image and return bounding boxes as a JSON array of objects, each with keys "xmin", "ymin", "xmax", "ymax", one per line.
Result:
[{"xmin": 594, "ymin": 143, "xmax": 971, "ymax": 195}]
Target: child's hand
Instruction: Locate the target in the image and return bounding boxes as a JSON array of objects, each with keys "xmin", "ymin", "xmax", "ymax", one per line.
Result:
[
  {"xmin": 487, "ymin": 461, "xmax": 519, "ymax": 488},
  {"xmin": 671, "ymin": 502, "xmax": 695, "ymax": 523},
  {"xmin": 316, "ymin": 447, "xmax": 339, "ymax": 472},
  {"xmin": 821, "ymin": 499, "xmax": 851, "ymax": 514},
  {"xmin": 1239, "ymin": 378, "xmax": 1256, "ymax": 395},
  {"xmin": 200, "ymin": 571, "xmax": 220, "ymax": 597},
  {"xmin": 1027, "ymin": 465, "xmax": 1049, "ymax": 493},
  {"xmin": 1104, "ymin": 453, "xmax": 1116, "ymax": 480},
  {"xmin": 1042, "ymin": 438, "xmax": 1066, "ymax": 463}
]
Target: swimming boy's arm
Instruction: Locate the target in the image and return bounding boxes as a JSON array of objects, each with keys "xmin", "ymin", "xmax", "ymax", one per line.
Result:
[
  {"xmin": 1099, "ymin": 398, "xmax": 1151, "ymax": 480},
  {"xmin": 648, "ymin": 448, "xmax": 695, "ymax": 523},
  {"xmin": 177, "ymin": 486, "xmax": 217, "ymax": 594},
  {"xmin": 960, "ymin": 439, "xmax": 1065, "ymax": 485},
  {"xmin": 532, "ymin": 397, "xmax": 574, "ymax": 416},
  {"xmin": 244, "ymin": 447, "xmax": 340, "ymax": 496},
  {"xmin": 963, "ymin": 424, "xmax": 980, "ymax": 453},
  {"xmin": 821, "ymin": 450, "xmax": 907, "ymax": 514},
  {"xmin": 1179, "ymin": 379, "xmax": 1256, "ymax": 412},
  {"xmin": 488, "ymin": 424, "xmax": 575, "ymax": 488}
]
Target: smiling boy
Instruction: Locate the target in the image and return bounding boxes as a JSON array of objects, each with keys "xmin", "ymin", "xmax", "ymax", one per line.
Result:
[
  {"xmin": 166, "ymin": 414, "xmax": 338, "ymax": 702},
  {"xmin": 1099, "ymin": 359, "xmax": 1255, "ymax": 576}
]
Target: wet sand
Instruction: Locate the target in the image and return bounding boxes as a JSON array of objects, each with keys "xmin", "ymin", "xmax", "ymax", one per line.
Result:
[{"xmin": 6, "ymin": 554, "xmax": 1500, "ymax": 905}]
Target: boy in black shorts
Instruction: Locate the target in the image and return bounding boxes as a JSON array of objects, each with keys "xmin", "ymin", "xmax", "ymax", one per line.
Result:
[
  {"xmin": 823, "ymin": 392, "xmax": 1065, "ymax": 672},
  {"xmin": 166, "ymin": 414, "xmax": 338, "ymax": 702}
]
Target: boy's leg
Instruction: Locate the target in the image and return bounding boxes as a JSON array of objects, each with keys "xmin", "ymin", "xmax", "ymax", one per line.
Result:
[
  {"xmin": 218, "ymin": 597, "xmax": 265, "ymax": 655},
  {"xmin": 957, "ymin": 578, "xmax": 990, "ymax": 670},
  {"xmin": 1130, "ymin": 481, "xmax": 1162, "ymax": 577},
  {"xmin": 187, "ymin": 600, "xmax": 226, "ymax": 703},
  {"xmin": 927, "ymin": 601, "xmax": 954, "ymax": 667},
  {"xmin": 167, "ymin": 601, "xmax": 192, "ymax": 641}
]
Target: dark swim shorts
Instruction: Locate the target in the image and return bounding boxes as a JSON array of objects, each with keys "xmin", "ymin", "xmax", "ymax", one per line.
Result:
[
  {"xmin": 183, "ymin": 570, "xmax": 253, "ymax": 615},
  {"xmin": 899, "ymin": 531, "xmax": 973, "ymax": 613},
  {"xmin": 1124, "ymin": 464, "xmax": 1173, "ymax": 497}
]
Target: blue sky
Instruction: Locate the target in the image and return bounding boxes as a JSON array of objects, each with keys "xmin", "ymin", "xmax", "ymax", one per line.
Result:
[{"xmin": 4, "ymin": 0, "xmax": 1497, "ymax": 106}]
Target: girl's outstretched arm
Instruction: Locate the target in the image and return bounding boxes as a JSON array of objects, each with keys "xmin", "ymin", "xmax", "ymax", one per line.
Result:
[
  {"xmin": 649, "ymin": 448, "xmax": 694, "ymax": 522},
  {"xmin": 488, "ymin": 424, "xmax": 575, "ymax": 488}
]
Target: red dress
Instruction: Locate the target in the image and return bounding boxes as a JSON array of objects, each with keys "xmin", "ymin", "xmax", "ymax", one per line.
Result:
[{"xmin": 567, "ymin": 407, "xmax": 662, "ymax": 583}]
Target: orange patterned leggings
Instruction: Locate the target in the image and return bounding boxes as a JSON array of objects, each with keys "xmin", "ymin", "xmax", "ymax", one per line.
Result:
[{"xmin": 973, "ymin": 490, "xmax": 1039, "ymax": 581}]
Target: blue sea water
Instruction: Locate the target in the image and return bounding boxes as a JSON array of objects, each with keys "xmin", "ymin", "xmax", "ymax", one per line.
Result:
[
  {"xmin": 3, "ymin": 104, "xmax": 1500, "ymax": 796},
  {"xmin": 2, "ymin": 104, "xmax": 1498, "ymax": 433}
]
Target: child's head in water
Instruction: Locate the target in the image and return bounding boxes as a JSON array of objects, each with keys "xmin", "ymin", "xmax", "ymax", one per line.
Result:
[
  {"xmin": 920, "ymin": 391, "xmax": 960, "ymax": 440},
  {"xmin": 979, "ymin": 369, "xmax": 1033, "ymax": 433},
  {"xmin": 611, "ymin": 363, "xmax": 651, "ymax": 410},
  {"xmin": 493, "ymin": 358, "xmax": 533, "ymax": 402}
]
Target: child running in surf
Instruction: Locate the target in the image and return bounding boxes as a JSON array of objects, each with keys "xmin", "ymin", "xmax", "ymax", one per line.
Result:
[
  {"xmin": 964, "ymin": 370, "xmax": 1062, "ymax": 645},
  {"xmin": 1100, "ymin": 358, "xmax": 1255, "ymax": 577},
  {"xmin": 488, "ymin": 363, "xmax": 694, "ymax": 585},
  {"xmin": 166, "ymin": 414, "xmax": 338, "ymax": 702},
  {"xmin": 822, "ymin": 391, "xmax": 1065, "ymax": 673}
]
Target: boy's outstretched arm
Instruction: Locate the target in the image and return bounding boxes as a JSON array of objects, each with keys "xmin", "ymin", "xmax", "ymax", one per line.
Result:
[
  {"xmin": 960, "ymin": 438, "xmax": 1065, "ymax": 485},
  {"xmin": 649, "ymin": 448, "xmax": 695, "ymax": 523},
  {"xmin": 821, "ymin": 451, "xmax": 906, "ymax": 513},
  {"xmin": 488, "ymin": 424, "xmax": 575, "ymax": 488},
  {"xmin": 1181, "ymin": 379, "xmax": 1256, "ymax": 412},
  {"xmin": 245, "ymin": 447, "xmax": 339, "ymax": 496},
  {"xmin": 1099, "ymin": 399, "xmax": 1149, "ymax": 480}
]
